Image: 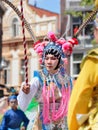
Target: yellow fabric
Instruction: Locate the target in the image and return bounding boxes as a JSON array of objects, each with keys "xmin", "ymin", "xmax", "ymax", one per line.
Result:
[
  {"xmin": 78, "ymin": 107, "xmax": 98, "ymax": 130},
  {"xmin": 67, "ymin": 48, "xmax": 98, "ymax": 130},
  {"xmin": 95, "ymin": 0, "xmax": 98, "ymax": 8}
]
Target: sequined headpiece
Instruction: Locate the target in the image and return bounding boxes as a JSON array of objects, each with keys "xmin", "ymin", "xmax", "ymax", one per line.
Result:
[
  {"xmin": 34, "ymin": 32, "xmax": 78, "ymax": 67},
  {"xmin": 43, "ymin": 41, "xmax": 62, "ymax": 59}
]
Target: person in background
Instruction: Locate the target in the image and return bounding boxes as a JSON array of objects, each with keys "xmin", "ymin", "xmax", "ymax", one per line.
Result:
[
  {"xmin": 67, "ymin": 13, "xmax": 98, "ymax": 130},
  {"xmin": 73, "ymin": 25, "xmax": 78, "ymax": 35},
  {"xmin": 17, "ymin": 32, "xmax": 78, "ymax": 130},
  {"xmin": 0, "ymin": 95, "xmax": 29, "ymax": 130}
]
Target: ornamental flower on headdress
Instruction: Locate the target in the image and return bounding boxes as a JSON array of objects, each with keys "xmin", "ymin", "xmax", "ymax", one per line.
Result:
[{"xmin": 33, "ymin": 32, "xmax": 78, "ymax": 65}]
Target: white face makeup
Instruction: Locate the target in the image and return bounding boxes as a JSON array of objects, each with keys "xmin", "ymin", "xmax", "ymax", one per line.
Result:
[{"xmin": 44, "ymin": 54, "xmax": 59, "ymax": 74}]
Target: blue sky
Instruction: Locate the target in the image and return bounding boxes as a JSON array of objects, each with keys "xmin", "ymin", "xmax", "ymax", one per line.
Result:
[{"xmin": 29, "ymin": 0, "xmax": 60, "ymax": 13}]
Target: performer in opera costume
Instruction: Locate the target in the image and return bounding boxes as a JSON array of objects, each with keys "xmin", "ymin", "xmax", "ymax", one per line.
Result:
[
  {"xmin": 17, "ymin": 32, "xmax": 78, "ymax": 130},
  {"xmin": 67, "ymin": 13, "xmax": 98, "ymax": 130}
]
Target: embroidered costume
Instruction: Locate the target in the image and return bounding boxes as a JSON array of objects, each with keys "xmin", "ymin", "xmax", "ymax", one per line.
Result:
[{"xmin": 17, "ymin": 32, "xmax": 78, "ymax": 130}]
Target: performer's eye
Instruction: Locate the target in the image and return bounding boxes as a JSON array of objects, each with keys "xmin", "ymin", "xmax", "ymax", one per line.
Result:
[
  {"xmin": 45, "ymin": 57, "xmax": 49, "ymax": 60},
  {"xmin": 51, "ymin": 57, "xmax": 57, "ymax": 60}
]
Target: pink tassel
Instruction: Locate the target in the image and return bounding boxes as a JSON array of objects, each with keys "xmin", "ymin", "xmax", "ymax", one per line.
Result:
[
  {"xmin": 42, "ymin": 84, "xmax": 50, "ymax": 124},
  {"xmin": 52, "ymin": 86, "xmax": 71, "ymax": 121},
  {"xmin": 42, "ymin": 83, "xmax": 71, "ymax": 124}
]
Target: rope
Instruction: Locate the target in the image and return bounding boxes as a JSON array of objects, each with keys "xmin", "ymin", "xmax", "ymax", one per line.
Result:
[
  {"xmin": 2, "ymin": 0, "xmax": 37, "ymax": 41},
  {"xmin": 20, "ymin": 0, "xmax": 28, "ymax": 85},
  {"xmin": 74, "ymin": 8, "xmax": 98, "ymax": 37},
  {"xmin": 61, "ymin": 8, "xmax": 98, "ymax": 38}
]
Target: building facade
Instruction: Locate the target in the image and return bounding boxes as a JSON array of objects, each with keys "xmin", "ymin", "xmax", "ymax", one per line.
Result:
[
  {"xmin": 1, "ymin": 0, "xmax": 59, "ymax": 92},
  {"xmin": 0, "ymin": 1, "xmax": 6, "ymax": 66},
  {"xmin": 0, "ymin": 1, "xmax": 6, "ymax": 97},
  {"xmin": 60, "ymin": 0, "xmax": 98, "ymax": 80}
]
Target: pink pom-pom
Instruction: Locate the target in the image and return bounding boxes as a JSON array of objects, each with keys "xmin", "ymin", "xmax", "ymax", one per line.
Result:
[
  {"xmin": 39, "ymin": 58, "xmax": 42, "ymax": 64},
  {"xmin": 48, "ymin": 32, "xmax": 57, "ymax": 42},
  {"xmin": 38, "ymin": 52, "xmax": 43, "ymax": 56},
  {"xmin": 56, "ymin": 38, "xmax": 66, "ymax": 45},
  {"xmin": 35, "ymin": 46, "xmax": 44, "ymax": 54},
  {"xmin": 62, "ymin": 42, "xmax": 72, "ymax": 55},
  {"xmin": 33, "ymin": 40, "xmax": 41, "ymax": 50},
  {"xmin": 41, "ymin": 41, "xmax": 48, "ymax": 46},
  {"xmin": 68, "ymin": 38, "xmax": 78, "ymax": 46}
]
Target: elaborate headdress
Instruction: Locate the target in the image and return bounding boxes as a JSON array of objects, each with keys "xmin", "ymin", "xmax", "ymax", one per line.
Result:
[{"xmin": 34, "ymin": 32, "xmax": 78, "ymax": 67}]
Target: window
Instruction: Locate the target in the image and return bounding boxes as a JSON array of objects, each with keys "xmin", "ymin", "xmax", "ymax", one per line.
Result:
[
  {"xmin": 73, "ymin": 63, "xmax": 80, "ymax": 75},
  {"xmin": 72, "ymin": 16, "xmax": 82, "ymax": 36},
  {"xmin": 72, "ymin": 15, "xmax": 93, "ymax": 45},
  {"xmin": 85, "ymin": 22, "xmax": 93, "ymax": 36},
  {"xmin": 72, "ymin": 14, "xmax": 93, "ymax": 36},
  {"xmin": 4, "ymin": 69, "xmax": 9, "ymax": 84},
  {"xmin": 72, "ymin": 53, "xmax": 83, "ymax": 79},
  {"xmin": 0, "ymin": 90, "xmax": 4, "ymax": 98},
  {"xmin": 4, "ymin": 61, "xmax": 10, "ymax": 85},
  {"xmin": 12, "ymin": 18, "xmax": 19, "ymax": 37},
  {"xmin": 73, "ymin": 53, "xmax": 83, "ymax": 61},
  {"xmin": 0, "ymin": 60, "xmax": 10, "ymax": 85}
]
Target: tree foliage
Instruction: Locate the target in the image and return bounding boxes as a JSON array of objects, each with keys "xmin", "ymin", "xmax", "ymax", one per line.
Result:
[
  {"xmin": 65, "ymin": 0, "xmax": 95, "ymax": 17},
  {"xmin": 80, "ymin": 0, "xmax": 94, "ymax": 6}
]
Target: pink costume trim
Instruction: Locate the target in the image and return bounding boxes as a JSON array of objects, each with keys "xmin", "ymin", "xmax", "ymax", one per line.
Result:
[{"xmin": 42, "ymin": 83, "xmax": 71, "ymax": 124}]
